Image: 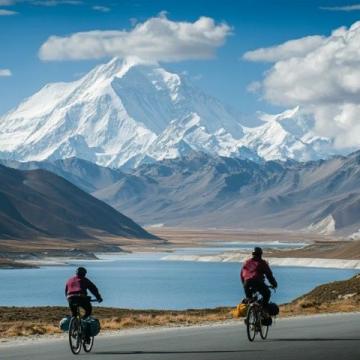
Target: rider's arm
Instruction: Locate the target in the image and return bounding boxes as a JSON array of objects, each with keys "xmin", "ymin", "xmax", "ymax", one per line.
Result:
[
  {"xmin": 85, "ymin": 278, "xmax": 102, "ymax": 301},
  {"xmin": 65, "ymin": 283, "xmax": 68, "ymax": 297},
  {"xmin": 263, "ymin": 261, "xmax": 277, "ymax": 288}
]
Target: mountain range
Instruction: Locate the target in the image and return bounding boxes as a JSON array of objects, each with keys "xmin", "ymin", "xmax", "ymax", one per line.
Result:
[
  {"xmin": 0, "ymin": 57, "xmax": 345, "ymax": 168},
  {"xmin": 0, "ymin": 57, "xmax": 358, "ymax": 238},
  {"xmin": 0, "ymin": 164, "xmax": 155, "ymax": 240},
  {"xmin": 3, "ymin": 151, "xmax": 360, "ymax": 237}
]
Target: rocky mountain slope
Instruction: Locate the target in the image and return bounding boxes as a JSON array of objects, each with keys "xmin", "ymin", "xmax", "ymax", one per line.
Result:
[
  {"xmin": 0, "ymin": 164, "xmax": 155, "ymax": 240},
  {"xmin": 0, "ymin": 58, "xmax": 340, "ymax": 168},
  {"xmin": 92, "ymin": 150, "xmax": 360, "ymax": 235},
  {"xmin": 0, "ymin": 157, "xmax": 124, "ymax": 193},
  {"xmin": 4, "ymin": 150, "xmax": 360, "ymax": 236}
]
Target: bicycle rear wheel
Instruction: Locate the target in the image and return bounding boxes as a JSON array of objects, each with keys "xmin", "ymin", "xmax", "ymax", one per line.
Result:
[
  {"xmin": 246, "ymin": 306, "xmax": 257, "ymax": 342},
  {"xmin": 69, "ymin": 317, "xmax": 82, "ymax": 354},
  {"xmin": 83, "ymin": 336, "xmax": 94, "ymax": 352},
  {"xmin": 260, "ymin": 317, "xmax": 269, "ymax": 339}
]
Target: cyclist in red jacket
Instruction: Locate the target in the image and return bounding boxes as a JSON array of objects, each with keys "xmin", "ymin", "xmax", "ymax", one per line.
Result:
[
  {"xmin": 65, "ymin": 267, "xmax": 103, "ymax": 318},
  {"xmin": 241, "ymin": 247, "xmax": 277, "ymax": 305}
]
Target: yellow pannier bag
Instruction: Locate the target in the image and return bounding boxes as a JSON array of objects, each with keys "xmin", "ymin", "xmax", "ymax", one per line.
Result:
[{"xmin": 231, "ymin": 303, "xmax": 248, "ymax": 318}]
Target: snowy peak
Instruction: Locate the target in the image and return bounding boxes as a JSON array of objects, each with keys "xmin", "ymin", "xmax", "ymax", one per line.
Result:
[
  {"xmin": 0, "ymin": 58, "xmax": 343, "ymax": 167},
  {"xmin": 242, "ymin": 107, "xmax": 338, "ymax": 162},
  {"xmin": 258, "ymin": 106, "xmax": 300, "ymax": 123}
]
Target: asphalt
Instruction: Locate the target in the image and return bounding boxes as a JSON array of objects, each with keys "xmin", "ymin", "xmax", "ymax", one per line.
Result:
[{"xmin": 1, "ymin": 313, "xmax": 360, "ymax": 360}]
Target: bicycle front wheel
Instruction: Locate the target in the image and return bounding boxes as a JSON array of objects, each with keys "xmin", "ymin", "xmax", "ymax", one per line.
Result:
[
  {"xmin": 246, "ymin": 306, "xmax": 257, "ymax": 342},
  {"xmin": 83, "ymin": 336, "xmax": 94, "ymax": 352},
  {"xmin": 69, "ymin": 317, "xmax": 82, "ymax": 355}
]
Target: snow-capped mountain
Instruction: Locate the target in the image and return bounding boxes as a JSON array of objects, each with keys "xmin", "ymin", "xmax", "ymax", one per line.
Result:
[
  {"xmin": 242, "ymin": 107, "xmax": 336, "ymax": 162},
  {"xmin": 0, "ymin": 57, "xmax": 341, "ymax": 167}
]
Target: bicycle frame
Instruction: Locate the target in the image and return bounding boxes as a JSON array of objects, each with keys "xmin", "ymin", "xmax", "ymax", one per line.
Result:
[
  {"xmin": 68, "ymin": 298, "xmax": 98, "ymax": 355},
  {"xmin": 245, "ymin": 286, "xmax": 275, "ymax": 342}
]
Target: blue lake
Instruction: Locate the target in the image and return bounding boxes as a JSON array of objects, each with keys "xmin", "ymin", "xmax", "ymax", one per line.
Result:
[{"xmin": 0, "ymin": 251, "xmax": 358, "ymax": 309}]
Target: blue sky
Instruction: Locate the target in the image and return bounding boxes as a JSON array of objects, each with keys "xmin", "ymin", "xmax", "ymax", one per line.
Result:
[{"xmin": 1, "ymin": 0, "xmax": 360, "ymax": 118}]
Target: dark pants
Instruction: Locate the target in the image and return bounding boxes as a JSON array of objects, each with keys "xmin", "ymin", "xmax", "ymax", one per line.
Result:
[
  {"xmin": 68, "ymin": 296, "xmax": 92, "ymax": 318},
  {"xmin": 244, "ymin": 279, "xmax": 271, "ymax": 305}
]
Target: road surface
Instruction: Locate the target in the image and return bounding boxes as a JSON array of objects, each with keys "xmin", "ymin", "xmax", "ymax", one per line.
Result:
[{"xmin": 1, "ymin": 313, "xmax": 359, "ymax": 360}]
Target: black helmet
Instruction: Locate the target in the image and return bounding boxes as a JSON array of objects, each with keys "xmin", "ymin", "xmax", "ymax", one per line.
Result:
[
  {"xmin": 76, "ymin": 267, "xmax": 87, "ymax": 277},
  {"xmin": 252, "ymin": 247, "xmax": 263, "ymax": 257}
]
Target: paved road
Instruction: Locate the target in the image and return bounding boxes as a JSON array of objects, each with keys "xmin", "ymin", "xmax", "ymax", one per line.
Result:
[{"xmin": 1, "ymin": 313, "xmax": 359, "ymax": 360}]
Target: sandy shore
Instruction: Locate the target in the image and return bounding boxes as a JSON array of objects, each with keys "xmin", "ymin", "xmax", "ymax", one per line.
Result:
[{"xmin": 162, "ymin": 254, "xmax": 360, "ymax": 269}]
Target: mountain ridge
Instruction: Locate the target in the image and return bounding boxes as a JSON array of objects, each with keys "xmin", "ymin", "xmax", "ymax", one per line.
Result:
[
  {"xmin": 0, "ymin": 58, "xmax": 345, "ymax": 168},
  {"xmin": 0, "ymin": 163, "xmax": 156, "ymax": 240},
  {"xmin": 4, "ymin": 151, "xmax": 360, "ymax": 236}
]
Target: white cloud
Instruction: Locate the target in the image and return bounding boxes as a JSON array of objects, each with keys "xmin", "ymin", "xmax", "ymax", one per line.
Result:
[
  {"xmin": 246, "ymin": 81, "xmax": 262, "ymax": 93},
  {"xmin": 0, "ymin": 69, "xmax": 12, "ymax": 76},
  {"xmin": 0, "ymin": 8, "xmax": 17, "ymax": 14},
  {"xmin": 243, "ymin": 35, "xmax": 324, "ymax": 62},
  {"xmin": 92, "ymin": 5, "xmax": 110, "ymax": 12},
  {"xmin": 244, "ymin": 21, "xmax": 360, "ymax": 149},
  {"xmin": 38, "ymin": 15, "xmax": 231, "ymax": 62},
  {"xmin": 320, "ymin": 4, "xmax": 360, "ymax": 11}
]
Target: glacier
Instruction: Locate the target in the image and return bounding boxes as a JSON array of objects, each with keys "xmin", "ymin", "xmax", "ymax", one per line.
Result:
[{"xmin": 0, "ymin": 57, "xmax": 343, "ymax": 168}]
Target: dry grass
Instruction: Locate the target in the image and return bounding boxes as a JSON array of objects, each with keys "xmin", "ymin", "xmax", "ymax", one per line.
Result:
[
  {"xmin": 280, "ymin": 274, "xmax": 360, "ymax": 316},
  {"xmin": 0, "ymin": 307, "xmax": 232, "ymax": 338}
]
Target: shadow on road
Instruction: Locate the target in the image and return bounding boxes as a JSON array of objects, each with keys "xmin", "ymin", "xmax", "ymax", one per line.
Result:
[
  {"xmin": 95, "ymin": 350, "xmax": 262, "ymax": 355},
  {"xmin": 269, "ymin": 338, "xmax": 360, "ymax": 342}
]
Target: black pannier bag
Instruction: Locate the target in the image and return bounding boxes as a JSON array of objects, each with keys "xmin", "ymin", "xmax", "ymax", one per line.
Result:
[
  {"xmin": 83, "ymin": 316, "xmax": 101, "ymax": 336},
  {"xmin": 266, "ymin": 302, "xmax": 280, "ymax": 316}
]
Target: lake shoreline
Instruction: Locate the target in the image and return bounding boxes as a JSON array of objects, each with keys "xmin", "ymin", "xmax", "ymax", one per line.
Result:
[
  {"xmin": 1, "ymin": 227, "xmax": 359, "ymax": 269},
  {"xmin": 162, "ymin": 254, "xmax": 360, "ymax": 270}
]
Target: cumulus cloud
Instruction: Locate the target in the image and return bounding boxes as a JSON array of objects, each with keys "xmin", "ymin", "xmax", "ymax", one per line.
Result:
[
  {"xmin": 38, "ymin": 15, "xmax": 231, "ymax": 62},
  {"xmin": 246, "ymin": 81, "xmax": 262, "ymax": 93},
  {"xmin": 0, "ymin": 69, "xmax": 12, "ymax": 76},
  {"xmin": 0, "ymin": 8, "xmax": 17, "ymax": 14},
  {"xmin": 320, "ymin": 4, "xmax": 360, "ymax": 11},
  {"xmin": 243, "ymin": 35, "xmax": 324, "ymax": 62},
  {"xmin": 244, "ymin": 21, "xmax": 360, "ymax": 149},
  {"xmin": 92, "ymin": 5, "xmax": 110, "ymax": 12}
]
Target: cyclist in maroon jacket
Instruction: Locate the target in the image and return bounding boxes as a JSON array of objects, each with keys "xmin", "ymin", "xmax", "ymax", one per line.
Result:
[
  {"xmin": 65, "ymin": 267, "xmax": 103, "ymax": 318},
  {"xmin": 241, "ymin": 247, "xmax": 277, "ymax": 305}
]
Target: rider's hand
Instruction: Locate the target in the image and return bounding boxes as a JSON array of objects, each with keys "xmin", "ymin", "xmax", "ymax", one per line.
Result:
[{"xmin": 97, "ymin": 297, "xmax": 103, "ymax": 303}]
